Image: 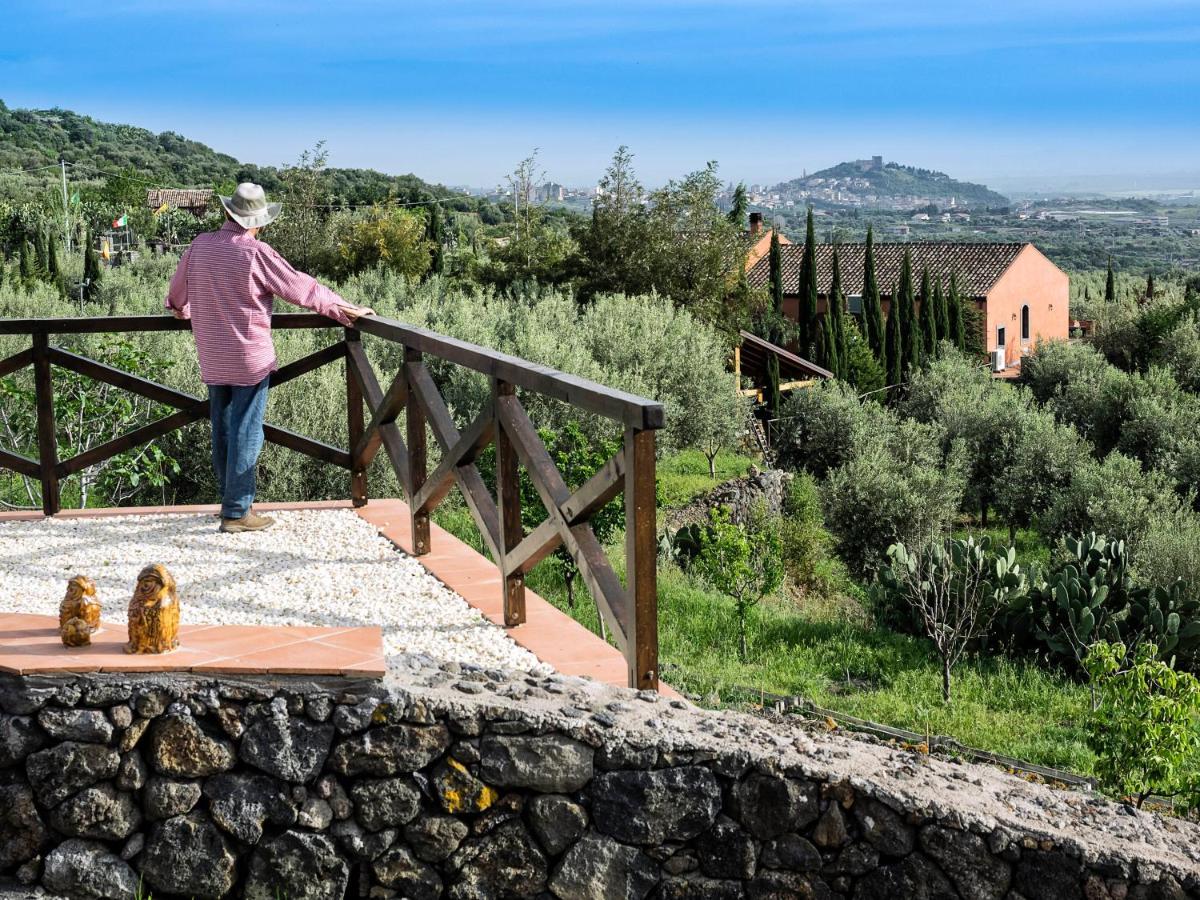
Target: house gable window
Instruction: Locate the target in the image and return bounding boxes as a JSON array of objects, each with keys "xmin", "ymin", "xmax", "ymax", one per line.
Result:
[
  {"xmin": 1021, "ymin": 304, "xmax": 1030, "ymax": 341},
  {"xmin": 847, "ymin": 294, "xmax": 863, "ymax": 314},
  {"xmin": 997, "ymin": 325, "xmax": 1006, "ymax": 347}
]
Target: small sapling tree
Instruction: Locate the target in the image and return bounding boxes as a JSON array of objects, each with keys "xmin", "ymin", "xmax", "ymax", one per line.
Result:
[{"xmin": 694, "ymin": 504, "xmax": 783, "ymax": 661}]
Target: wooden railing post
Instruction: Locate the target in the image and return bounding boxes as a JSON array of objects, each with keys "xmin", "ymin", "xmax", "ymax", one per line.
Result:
[
  {"xmin": 32, "ymin": 334, "xmax": 60, "ymax": 516},
  {"xmin": 494, "ymin": 380, "xmax": 526, "ymax": 626},
  {"xmin": 625, "ymin": 426, "xmax": 658, "ymax": 691},
  {"xmin": 405, "ymin": 346, "xmax": 430, "ymax": 555},
  {"xmin": 345, "ymin": 330, "xmax": 368, "ymax": 507}
]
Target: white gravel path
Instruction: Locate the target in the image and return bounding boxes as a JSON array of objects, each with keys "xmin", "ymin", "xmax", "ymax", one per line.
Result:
[{"xmin": 0, "ymin": 509, "xmax": 549, "ymax": 674}]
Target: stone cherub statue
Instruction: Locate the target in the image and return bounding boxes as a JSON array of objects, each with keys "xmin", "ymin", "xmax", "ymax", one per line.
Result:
[
  {"xmin": 59, "ymin": 575, "xmax": 102, "ymax": 647},
  {"xmin": 125, "ymin": 564, "xmax": 180, "ymax": 654}
]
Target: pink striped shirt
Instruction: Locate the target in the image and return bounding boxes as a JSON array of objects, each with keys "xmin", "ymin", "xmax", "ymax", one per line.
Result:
[{"xmin": 165, "ymin": 221, "xmax": 352, "ymax": 385}]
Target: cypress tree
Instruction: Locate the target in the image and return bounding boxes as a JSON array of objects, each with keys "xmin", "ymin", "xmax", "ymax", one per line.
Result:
[
  {"xmin": 885, "ymin": 280, "xmax": 902, "ymax": 387},
  {"xmin": 897, "ymin": 250, "xmax": 918, "ymax": 374},
  {"xmin": 727, "ymin": 183, "xmax": 748, "ymax": 226},
  {"xmin": 47, "ymin": 231, "xmax": 60, "ymax": 281},
  {"xmin": 917, "ymin": 265, "xmax": 937, "ymax": 359},
  {"xmin": 83, "ymin": 231, "xmax": 102, "ymax": 302},
  {"xmin": 0, "ymin": 258, "xmax": 5, "ymax": 292},
  {"xmin": 948, "ymin": 273, "xmax": 965, "ymax": 350},
  {"xmin": 862, "ymin": 224, "xmax": 884, "ymax": 359},
  {"xmin": 19, "ymin": 237, "xmax": 35, "ymax": 283},
  {"xmin": 797, "ymin": 207, "xmax": 818, "ymax": 357},
  {"xmin": 1105, "ymin": 258, "xmax": 1116, "ymax": 301},
  {"xmin": 932, "ymin": 278, "xmax": 948, "ymax": 345},
  {"xmin": 426, "ymin": 203, "xmax": 445, "ymax": 275},
  {"xmin": 765, "ymin": 229, "xmax": 783, "ymax": 416},
  {"xmin": 829, "ymin": 244, "xmax": 847, "ymax": 379},
  {"xmin": 33, "ymin": 230, "xmax": 48, "ymax": 278},
  {"xmin": 1146, "ymin": 272, "xmax": 1155, "ymax": 302}
]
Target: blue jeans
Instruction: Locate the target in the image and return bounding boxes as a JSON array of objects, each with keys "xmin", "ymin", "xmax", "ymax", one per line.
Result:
[{"xmin": 208, "ymin": 377, "xmax": 270, "ymax": 519}]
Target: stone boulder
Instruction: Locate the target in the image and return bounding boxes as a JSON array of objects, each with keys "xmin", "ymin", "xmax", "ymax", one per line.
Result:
[
  {"xmin": 372, "ymin": 845, "xmax": 443, "ymax": 900},
  {"xmin": 0, "ymin": 782, "xmax": 46, "ymax": 870},
  {"xmin": 26, "ymin": 741, "xmax": 121, "ymax": 806},
  {"xmin": 139, "ymin": 812, "xmax": 238, "ymax": 900},
  {"xmin": 592, "ymin": 767, "xmax": 721, "ymax": 844},
  {"xmin": 919, "ymin": 824, "xmax": 1011, "ymax": 900},
  {"xmin": 240, "ymin": 697, "xmax": 335, "ymax": 783},
  {"xmin": 142, "ymin": 776, "xmax": 202, "ymax": 820},
  {"xmin": 0, "ymin": 714, "xmax": 45, "ymax": 766},
  {"xmin": 853, "ymin": 796, "xmax": 915, "ymax": 858},
  {"xmin": 548, "ymin": 833, "xmax": 659, "ymax": 900},
  {"xmin": 852, "ymin": 852, "xmax": 957, "ymax": 900},
  {"xmin": 37, "ymin": 707, "xmax": 114, "ymax": 744},
  {"xmin": 204, "ymin": 772, "xmax": 297, "ymax": 844},
  {"xmin": 695, "ymin": 816, "xmax": 756, "ymax": 879},
  {"xmin": 404, "ymin": 814, "xmax": 469, "ymax": 863},
  {"xmin": 527, "ymin": 794, "xmax": 588, "ymax": 857},
  {"xmin": 479, "ymin": 733, "xmax": 594, "ymax": 793},
  {"xmin": 331, "ymin": 818, "xmax": 397, "ymax": 861},
  {"xmin": 449, "ymin": 821, "xmax": 548, "ymax": 898},
  {"xmin": 147, "ymin": 713, "xmax": 235, "ymax": 777},
  {"xmin": 433, "ymin": 756, "xmax": 499, "ymax": 814},
  {"xmin": 48, "ymin": 782, "xmax": 142, "ymax": 841},
  {"xmin": 730, "ymin": 772, "xmax": 819, "ymax": 840},
  {"xmin": 328, "ymin": 723, "xmax": 450, "ymax": 776},
  {"xmin": 42, "ymin": 839, "xmax": 138, "ymax": 900},
  {"xmin": 245, "ymin": 830, "xmax": 349, "ymax": 900},
  {"xmin": 349, "ymin": 776, "xmax": 421, "ymax": 831}
]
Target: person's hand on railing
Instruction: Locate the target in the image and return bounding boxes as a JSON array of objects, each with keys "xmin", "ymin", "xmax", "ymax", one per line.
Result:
[{"xmin": 339, "ymin": 304, "xmax": 375, "ymax": 323}]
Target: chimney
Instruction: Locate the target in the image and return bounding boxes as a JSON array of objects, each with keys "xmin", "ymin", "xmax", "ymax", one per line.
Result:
[{"xmin": 749, "ymin": 212, "xmax": 763, "ymax": 235}]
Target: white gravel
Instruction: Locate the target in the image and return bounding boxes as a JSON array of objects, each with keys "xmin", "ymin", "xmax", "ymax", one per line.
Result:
[{"xmin": 0, "ymin": 509, "xmax": 549, "ymax": 674}]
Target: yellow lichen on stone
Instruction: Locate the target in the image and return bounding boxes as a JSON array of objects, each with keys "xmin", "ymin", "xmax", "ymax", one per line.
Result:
[{"xmin": 436, "ymin": 757, "xmax": 498, "ymax": 814}]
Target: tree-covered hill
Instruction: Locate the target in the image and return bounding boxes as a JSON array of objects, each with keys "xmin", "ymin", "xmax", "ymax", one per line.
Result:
[
  {"xmin": 0, "ymin": 98, "xmax": 486, "ymax": 210},
  {"xmin": 774, "ymin": 159, "xmax": 1008, "ymax": 209}
]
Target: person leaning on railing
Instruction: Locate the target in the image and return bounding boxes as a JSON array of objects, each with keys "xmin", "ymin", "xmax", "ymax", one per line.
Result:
[{"xmin": 164, "ymin": 183, "xmax": 374, "ymax": 534}]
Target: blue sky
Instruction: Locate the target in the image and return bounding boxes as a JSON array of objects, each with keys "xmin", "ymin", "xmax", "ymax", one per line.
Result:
[{"xmin": 2, "ymin": 0, "xmax": 1199, "ymax": 188}]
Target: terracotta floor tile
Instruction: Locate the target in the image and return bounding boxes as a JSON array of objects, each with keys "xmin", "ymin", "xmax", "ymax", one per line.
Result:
[{"xmin": 310, "ymin": 627, "xmax": 384, "ymax": 654}]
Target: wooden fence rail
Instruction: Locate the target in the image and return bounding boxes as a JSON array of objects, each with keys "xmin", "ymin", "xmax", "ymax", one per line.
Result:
[{"xmin": 0, "ymin": 313, "xmax": 665, "ymax": 690}]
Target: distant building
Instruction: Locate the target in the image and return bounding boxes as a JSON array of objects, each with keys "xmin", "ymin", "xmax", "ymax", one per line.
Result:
[
  {"xmin": 145, "ymin": 189, "xmax": 214, "ymax": 217},
  {"xmin": 746, "ymin": 241, "xmax": 1069, "ymax": 371}
]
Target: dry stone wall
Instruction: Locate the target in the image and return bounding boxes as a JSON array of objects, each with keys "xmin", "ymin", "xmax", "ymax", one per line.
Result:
[{"xmin": 2, "ymin": 658, "xmax": 1199, "ymax": 899}]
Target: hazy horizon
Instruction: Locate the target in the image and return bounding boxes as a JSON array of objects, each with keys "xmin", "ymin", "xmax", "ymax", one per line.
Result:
[{"xmin": 4, "ymin": 1, "xmax": 1199, "ymax": 192}]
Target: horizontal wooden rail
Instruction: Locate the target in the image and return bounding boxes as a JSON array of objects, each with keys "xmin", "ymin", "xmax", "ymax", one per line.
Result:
[{"xmin": 0, "ymin": 312, "xmax": 665, "ymax": 690}]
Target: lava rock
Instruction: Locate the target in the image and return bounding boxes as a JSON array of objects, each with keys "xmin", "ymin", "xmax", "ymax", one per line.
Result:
[
  {"xmin": 853, "ymin": 797, "xmax": 915, "ymax": 858},
  {"xmin": 404, "ymin": 814, "xmax": 469, "ymax": 863},
  {"xmin": 147, "ymin": 713, "xmax": 236, "ymax": 777},
  {"xmin": 449, "ymin": 821, "xmax": 548, "ymax": 898},
  {"xmin": 245, "ymin": 829, "xmax": 350, "ymax": 900},
  {"xmin": 372, "ymin": 845, "xmax": 444, "ymax": 900},
  {"xmin": 204, "ymin": 772, "xmax": 297, "ymax": 844},
  {"xmin": 42, "ymin": 839, "xmax": 138, "ymax": 900},
  {"xmin": 120, "ymin": 832, "xmax": 144, "ymax": 861},
  {"xmin": 920, "ymin": 825, "xmax": 1011, "ymax": 900},
  {"xmin": 696, "ymin": 816, "xmax": 756, "ymax": 879},
  {"xmin": 761, "ymin": 834, "xmax": 821, "ymax": 872},
  {"xmin": 852, "ymin": 852, "xmax": 957, "ymax": 900},
  {"xmin": 730, "ymin": 773, "xmax": 819, "ymax": 840},
  {"xmin": 829, "ymin": 842, "xmax": 880, "ymax": 876},
  {"xmin": 548, "ymin": 832, "xmax": 659, "ymax": 900},
  {"xmin": 142, "ymin": 776, "xmax": 202, "ymax": 820},
  {"xmin": 479, "ymin": 733, "xmax": 594, "ymax": 793},
  {"xmin": 1012, "ymin": 849, "xmax": 1088, "ymax": 900},
  {"xmin": 133, "ymin": 688, "xmax": 171, "ymax": 718},
  {"xmin": 48, "ymin": 782, "xmax": 142, "ymax": 840},
  {"xmin": 118, "ymin": 718, "xmax": 150, "ymax": 752},
  {"xmin": 108, "ymin": 704, "xmax": 133, "ymax": 730},
  {"xmin": 140, "ymin": 812, "xmax": 238, "ymax": 900},
  {"xmin": 331, "ymin": 818, "xmax": 398, "ymax": 861},
  {"xmin": 592, "ymin": 766, "xmax": 721, "ymax": 844},
  {"xmin": 750, "ymin": 870, "xmax": 833, "ymax": 899},
  {"xmin": 812, "ymin": 803, "xmax": 849, "ymax": 848},
  {"xmin": 240, "ymin": 697, "xmax": 335, "ymax": 783},
  {"xmin": 297, "ymin": 797, "xmax": 334, "ymax": 830},
  {"xmin": 26, "ymin": 741, "xmax": 120, "ymax": 806},
  {"xmin": 433, "ymin": 757, "xmax": 499, "ymax": 814},
  {"xmin": 0, "ymin": 782, "xmax": 46, "ymax": 870},
  {"xmin": 328, "ymin": 723, "xmax": 450, "ymax": 776},
  {"xmin": 527, "ymin": 794, "xmax": 588, "ymax": 857},
  {"xmin": 116, "ymin": 750, "xmax": 147, "ymax": 791},
  {"xmin": 0, "ymin": 714, "xmax": 45, "ymax": 766},
  {"xmin": 350, "ymin": 776, "xmax": 422, "ymax": 831},
  {"xmin": 657, "ymin": 876, "xmax": 747, "ymax": 899},
  {"xmin": 37, "ymin": 707, "xmax": 114, "ymax": 743}
]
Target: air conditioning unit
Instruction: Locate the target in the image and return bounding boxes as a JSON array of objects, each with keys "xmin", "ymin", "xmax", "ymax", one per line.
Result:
[{"xmin": 991, "ymin": 349, "xmax": 1006, "ymax": 373}]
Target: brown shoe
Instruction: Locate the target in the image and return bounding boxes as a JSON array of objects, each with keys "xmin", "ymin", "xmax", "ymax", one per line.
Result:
[{"xmin": 219, "ymin": 511, "xmax": 275, "ymax": 533}]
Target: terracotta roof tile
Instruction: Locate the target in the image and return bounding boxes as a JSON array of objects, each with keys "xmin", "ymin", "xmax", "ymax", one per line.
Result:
[{"xmin": 746, "ymin": 241, "xmax": 1030, "ymax": 298}]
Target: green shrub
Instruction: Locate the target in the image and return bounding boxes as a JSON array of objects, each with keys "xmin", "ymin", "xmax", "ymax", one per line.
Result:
[
  {"xmin": 1084, "ymin": 641, "xmax": 1200, "ymax": 809},
  {"xmin": 774, "ymin": 380, "xmax": 892, "ymax": 477}
]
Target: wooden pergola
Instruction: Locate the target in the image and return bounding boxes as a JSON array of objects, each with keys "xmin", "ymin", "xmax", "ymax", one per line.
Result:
[{"xmin": 733, "ymin": 330, "xmax": 832, "ymax": 401}]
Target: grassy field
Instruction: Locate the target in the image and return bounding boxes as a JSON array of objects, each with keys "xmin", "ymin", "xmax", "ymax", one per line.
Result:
[{"xmin": 432, "ymin": 452, "xmax": 1095, "ymax": 776}]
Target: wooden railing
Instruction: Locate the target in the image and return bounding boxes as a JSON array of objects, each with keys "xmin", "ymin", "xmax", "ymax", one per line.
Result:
[{"xmin": 0, "ymin": 314, "xmax": 665, "ymax": 690}]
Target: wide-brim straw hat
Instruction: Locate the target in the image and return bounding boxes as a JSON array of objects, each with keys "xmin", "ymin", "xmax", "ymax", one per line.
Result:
[{"xmin": 219, "ymin": 182, "xmax": 282, "ymax": 229}]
